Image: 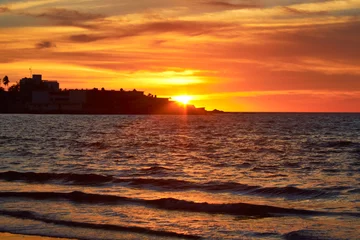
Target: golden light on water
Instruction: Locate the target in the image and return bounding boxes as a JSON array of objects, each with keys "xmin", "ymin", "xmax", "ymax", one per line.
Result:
[{"xmin": 172, "ymin": 95, "xmax": 193, "ymax": 105}]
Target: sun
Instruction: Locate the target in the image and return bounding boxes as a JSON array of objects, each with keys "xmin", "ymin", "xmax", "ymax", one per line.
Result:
[{"xmin": 172, "ymin": 95, "xmax": 192, "ymax": 105}]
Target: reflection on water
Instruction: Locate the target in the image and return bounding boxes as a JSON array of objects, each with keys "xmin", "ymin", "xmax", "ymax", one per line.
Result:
[{"xmin": 0, "ymin": 113, "xmax": 359, "ymax": 239}]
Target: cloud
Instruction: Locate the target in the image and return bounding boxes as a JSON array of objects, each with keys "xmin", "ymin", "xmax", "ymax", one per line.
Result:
[
  {"xmin": 26, "ymin": 8, "xmax": 105, "ymax": 29},
  {"xmin": 69, "ymin": 34, "xmax": 105, "ymax": 43},
  {"xmin": 0, "ymin": 6, "xmax": 10, "ymax": 13},
  {"xmin": 35, "ymin": 8, "xmax": 103, "ymax": 22},
  {"xmin": 138, "ymin": 20, "xmax": 232, "ymax": 35},
  {"xmin": 203, "ymin": 19, "xmax": 360, "ymax": 69},
  {"xmin": 282, "ymin": 6, "xmax": 327, "ymax": 15},
  {"xmin": 68, "ymin": 20, "xmax": 235, "ymax": 42},
  {"xmin": 267, "ymin": 20, "xmax": 360, "ymax": 62},
  {"xmin": 35, "ymin": 41, "xmax": 56, "ymax": 49},
  {"xmin": 204, "ymin": 1, "xmax": 261, "ymax": 9}
]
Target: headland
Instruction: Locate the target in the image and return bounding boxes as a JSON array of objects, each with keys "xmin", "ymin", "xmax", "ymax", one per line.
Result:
[{"xmin": 0, "ymin": 74, "xmax": 223, "ymax": 115}]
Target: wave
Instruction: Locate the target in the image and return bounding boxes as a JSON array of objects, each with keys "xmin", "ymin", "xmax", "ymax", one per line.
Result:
[
  {"xmin": 137, "ymin": 166, "xmax": 175, "ymax": 175},
  {"xmin": 0, "ymin": 190, "xmax": 341, "ymax": 218},
  {"xmin": 0, "ymin": 171, "xmax": 336, "ymax": 199},
  {"xmin": 284, "ymin": 230, "xmax": 340, "ymax": 240},
  {"xmin": 303, "ymin": 140, "xmax": 360, "ymax": 151},
  {"xmin": 323, "ymin": 140, "xmax": 359, "ymax": 148},
  {"xmin": 0, "ymin": 171, "xmax": 113, "ymax": 184},
  {"xmin": 348, "ymin": 188, "xmax": 360, "ymax": 194},
  {"xmin": 0, "ymin": 209, "xmax": 201, "ymax": 239}
]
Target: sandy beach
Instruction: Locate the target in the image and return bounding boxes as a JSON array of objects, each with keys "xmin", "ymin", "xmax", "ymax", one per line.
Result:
[{"xmin": 0, "ymin": 232, "xmax": 73, "ymax": 240}]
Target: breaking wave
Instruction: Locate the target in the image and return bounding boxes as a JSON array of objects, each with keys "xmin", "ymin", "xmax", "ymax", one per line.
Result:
[
  {"xmin": 0, "ymin": 209, "xmax": 201, "ymax": 239},
  {"xmin": 0, "ymin": 171, "xmax": 337, "ymax": 199},
  {"xmin": 0, "ymin": 190, "xmax": 350, "ymax": 218}
]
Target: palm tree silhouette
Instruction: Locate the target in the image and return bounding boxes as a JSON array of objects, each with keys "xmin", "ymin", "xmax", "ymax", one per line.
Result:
[{"xmin": 3, "ymin": 76, "xmax": 9, "ymax": 90}]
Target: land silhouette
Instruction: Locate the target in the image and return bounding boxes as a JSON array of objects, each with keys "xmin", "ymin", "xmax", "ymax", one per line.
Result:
[{"xmin": 0, "ymin": 74, "xmax": 223, "ymax": 115}]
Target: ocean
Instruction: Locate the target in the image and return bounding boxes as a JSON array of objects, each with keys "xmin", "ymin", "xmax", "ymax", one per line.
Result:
[{"xmin": 0, "ymin": 113, "xmax": 359, "ymax": 240}]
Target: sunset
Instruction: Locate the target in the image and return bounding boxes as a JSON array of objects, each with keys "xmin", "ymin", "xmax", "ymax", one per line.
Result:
[
  {"xmin": 0, "ymin": 1, "xmax": 360, "ymax": 240},
  {"xmin": 1, "ymin": 0, "xmax": 359, "ymax": 112},
  {"xmin": 172, "ymin": 95, "xmax": 192, "ymax": 105}
]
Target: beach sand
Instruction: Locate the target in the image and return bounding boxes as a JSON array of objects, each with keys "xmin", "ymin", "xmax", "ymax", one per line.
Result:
[{"xmin": 0, "ymin": 232, "xmax": 73, "ymax": 240}]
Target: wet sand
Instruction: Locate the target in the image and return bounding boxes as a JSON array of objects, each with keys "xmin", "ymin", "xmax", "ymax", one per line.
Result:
[{"xmin": 0, "ymin": 232, "xmax": 73, "ymax": 240}]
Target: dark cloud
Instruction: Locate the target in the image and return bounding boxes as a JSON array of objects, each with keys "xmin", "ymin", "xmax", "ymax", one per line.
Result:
[
  {"xmin": 152, "ymin": 39, "xmax": 167, "ymax": 46},
  {"xmin": 26, "ymin": 8, "xmax": 105, "ymax": 29},
  {"xmin": 283, "ymin": 6, "xmax": 328, "ymax": 15},
  {"xmin": 35, "ymin": 8, "xmax": 103, "ymax": 22},
  {"xmin": 69, "ymin": 34, "xmax": 106, "ymax": 43},
  {"xmin": 203, "ymin": 1, "xmax": 260, "ymax": 9},
  {"xmin": 35, "ymin": 41, "xmax": 56, "ymax": 49}
]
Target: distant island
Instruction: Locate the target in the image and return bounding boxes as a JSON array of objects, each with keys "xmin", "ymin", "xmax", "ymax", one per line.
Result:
[{"xmin": 0, "ymin": 74, "xmax": 223, "ymax": 115}]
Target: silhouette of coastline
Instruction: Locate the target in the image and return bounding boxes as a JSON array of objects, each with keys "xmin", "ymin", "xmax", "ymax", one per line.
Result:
[{"xmin": 0, "ymin": 74, "xmax": 224, "ymax": 115}]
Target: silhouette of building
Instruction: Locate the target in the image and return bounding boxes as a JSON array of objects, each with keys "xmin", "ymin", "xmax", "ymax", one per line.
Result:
[
  {"xmin": 20, "ymin": 74, "xmax": 59, "ymax": 103},
  {"xmin": 1, "ymin": 74, "xmax": 213, "ymax": 114},
  {"xmin": 20, "ymin": 74, "xmax": 59, "ymax": 92}
]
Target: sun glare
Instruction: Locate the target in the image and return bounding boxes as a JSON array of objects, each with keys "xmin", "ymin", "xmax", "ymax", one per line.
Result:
[{"xmin": 172, "ymin": 95, "xmax": 192, "ymax": 105}]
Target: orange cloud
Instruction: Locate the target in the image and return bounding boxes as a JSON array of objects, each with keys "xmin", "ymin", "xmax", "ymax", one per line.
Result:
[
  {"xmin": 282, "ymin": 6, "xmax": 328, "ymax": 15},
  {"xmin": 67, "ymin": 20, "xmax": 235, "ymax": 42},
  {"xmin": 35, "ymin": 40, "xmax": 57, "ymax": 49},
  {"xmin": 22, "ymin": 8, "xmax": 106, "ymax": 29},
  {"xmin": 203, "ymin": 1, "xmax": 261, "ymax": 9},
  {"xmin": 1, "ymin": 0, "xmax": 359, "ymax": 112},
  {"xmin": 0, "ymin": 6, "xmax": 9, "ymax": 13}
]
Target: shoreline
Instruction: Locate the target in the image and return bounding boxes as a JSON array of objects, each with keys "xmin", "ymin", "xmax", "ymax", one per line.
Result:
[{"xmin": 0, "ymin": 232, "xmax": 74, "ymax": 240}]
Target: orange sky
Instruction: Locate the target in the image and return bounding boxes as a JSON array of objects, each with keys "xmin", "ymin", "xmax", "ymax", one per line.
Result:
[{"xmin": 0, "ymin": 0, "xmax": 359, "ymax": 112}]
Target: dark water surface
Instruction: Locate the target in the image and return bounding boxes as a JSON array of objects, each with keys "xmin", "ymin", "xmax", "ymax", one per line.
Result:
[{"xmin": 0, "ymin": 113, "xmax": 359, "ymax": 239}]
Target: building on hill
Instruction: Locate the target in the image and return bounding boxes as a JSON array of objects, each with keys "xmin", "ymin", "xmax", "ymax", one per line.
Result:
[
  {"xmin": 2, "ymin": 74, "xmax": 212, "ymax": 114},
  {"xmin": 20, "ymin": 74, "xmax": 59, "ymax": 92},
  {"xmin": 20, "ymin": 74, "xmax": 59, "ymax": 103}
]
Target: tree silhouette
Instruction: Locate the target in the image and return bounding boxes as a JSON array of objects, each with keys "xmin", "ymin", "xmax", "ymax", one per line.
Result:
[
  {"xmin": 3, "ymin": 76, "xmax": 9, "ymax": 89},
  {"xmin": 8, "ymin": 82, "xmax": 20, "ymax": 92}
]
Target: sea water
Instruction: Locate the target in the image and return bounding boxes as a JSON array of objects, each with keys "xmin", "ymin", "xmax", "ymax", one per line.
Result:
[{"xmin": 0, "ymin": 113, "xmax": 359, "ymax": 239}]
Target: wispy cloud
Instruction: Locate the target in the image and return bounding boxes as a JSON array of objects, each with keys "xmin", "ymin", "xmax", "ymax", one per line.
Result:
[
  {"xmin": 34, "ymin": 8, "xmax": 103, "ymax": 22},
  {"xmin": 68, "ymin": 20, "xmax": 235, "ymax": 42},
  {"xmin": 35, "ymin": 40, "xmax": 56, "ymax": 49},
  {"xmin": 1, "ymin": 0, "xmax": 360, "ymax": 111},
  {"xmin": 69, "ymin": 34, "xmax": 104, "ymax": 43},
  {"xmin": 203, "ymin": 1, "xmax": 261, "ymax": 9},
  {"xmin": 282, "ymin": 6, "xmax": 327, "ymax": 15},
  {"xmin": 25, "ymin": 8, "xmax": 106, "ymax": 29}
]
